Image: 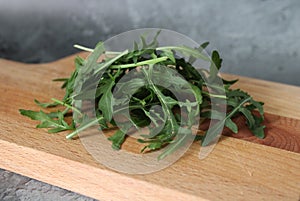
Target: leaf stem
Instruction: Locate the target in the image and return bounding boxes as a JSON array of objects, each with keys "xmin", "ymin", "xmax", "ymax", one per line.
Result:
[
  {"xmin": 201, "ymin": 96, "xmax": 251, "ymax": 146},
  {"xmin": 94, "ymin": 50, "xmax": 129, "ymax": 74},
  {"xmin": 74, "ymin": 44, "xmax": 94, "ymax": 52},
  {"xmin": 227, "ymin": 97, "xmax": 251, "ymax": 118},
  {"xmin": 51, "ymin": 98, "xmax": 82, "ymax": 115},
  {"xmin": 142, "ymin": 65, "xmax": 177, "ymax": 135},
  {"xmin": 202, "ymin": 91, "xmax": 227, "ymax": 99},
  {"xmin": 74, "ymin": 44, "xmax": 121, "ymax": 55},
  {"xmin": 66, "ymin": 117, "xmax": 103, "ymax": 139},
  {"xmin": 156, "ymin": 46, "xmax": 210, "ymax": 61},
  {"xmin": 74, "ymin": 44, "xmax": 210, "ymax": 61},
  {"xmin": 110, "ymin": 56, "xmax": 169, "ymax": 69}
]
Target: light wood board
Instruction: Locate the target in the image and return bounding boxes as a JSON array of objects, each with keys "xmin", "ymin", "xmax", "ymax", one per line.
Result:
[{"xmin": 0, "ymin": 53, "xmax": 299, "ymax": 200}]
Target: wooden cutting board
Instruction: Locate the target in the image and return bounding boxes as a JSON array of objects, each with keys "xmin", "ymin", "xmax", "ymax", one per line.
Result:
[{"xmin": 0, "ymin": 53, "xmax": 299, "ymax": 200}]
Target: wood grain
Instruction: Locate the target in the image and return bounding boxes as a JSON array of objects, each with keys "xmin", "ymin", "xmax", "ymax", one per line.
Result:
[
  {"xmin": 223, "ymin": 113, "xmax": 300, "ymax": 153},
  {"xmin": 222, "ymin": 73, "xmax": 300, "ymax": 121},
  {"xmin": 0, "ymin": 54, "xmax": 299, "ymax": 200}
]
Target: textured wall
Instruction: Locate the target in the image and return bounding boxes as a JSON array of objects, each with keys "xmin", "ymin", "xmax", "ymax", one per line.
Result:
[
  {"xmin": 0, "ymin": 0, "xmax": 300, "ymax": 85},
  {"xmin": 0, "ymin": 0, "xmax": 299, "ymax": 200}
]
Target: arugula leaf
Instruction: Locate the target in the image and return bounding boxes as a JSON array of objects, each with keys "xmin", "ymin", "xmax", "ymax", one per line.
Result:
[
  {"xmin": 158, "ymin": 127, "xmax": 193, "ymax": 160},
  {"xmin": 160, "ymin": 49, "xmax": 176, "ymax": 63},
  {"xmin": 52, "ymin": 78, "xmax": 69, "ymax": 89},
  {"xmin": 108, "ymin": 129, "xmax": 127, "ymax": 150},
  {"xmin": 239, "ymin": 107, "xmax": 255, "ymax": 129},
  {"xmin": 188, "ymin": 41, "xmax": 209, "ymax": 64},
  {"xmin": 225, "ymin": 118, "xmax": 238, "ymax": 134},
  {"xmin": 139, "ymin": 140, "xmax": 163, "ymax": 153},
  {"xmin": 34, "ymin": 99, "xmax": 58, "ymax": 108},
  {"xmin": 139, "ymin": 30, "xmax": 161, "ymax": 49},
  {"xmin": 250, "ymin": 99, "xmax": 264, "ymax": 116},
  {"xmin": 19, "ymin": 109, "xmax": 74, "ymax": 133},
  {"xmin": 142, "ymin": 65, "xmax": 179, "ymax": 138},
  {"xmin": 19, "ymin": 32, "xmax": 265, "ymax": 160},
  {"xmin": 211, "ymin": 50, "xmax": 222, "ymax": 70},
  {"xmin": 81, "ymin": 42, "xmax": 105, "ymax": 75},
  {"xmin": 251, "ymin": 125, "xmax": 265, "ymax": 138},
  {"xmin": 209, "ymin": 50, "xmax": 223, "ymax": 81},
  {"xmin": 250, "ymin": 115, "xmax": 265, "ymax": 138},
  {"xmin": 157, "ymin": 45, "xmax": 210, "ymax": 61},
  {"xmin": 98, "ymin": 70, "xmax": 122, "ymax": 122},
  {"xmin": 61, "ymin": 56, "xmax": 84, "ymax": 104},
  {"xmin": 201, "ymin": 96, "xmax": 252, "ymax": 146}
]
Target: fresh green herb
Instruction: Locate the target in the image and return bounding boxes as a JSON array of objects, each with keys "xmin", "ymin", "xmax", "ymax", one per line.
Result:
[
  {"xmin": 19, "ymin": 33, "xmax": 265, "ymax": 159},
  {"xmin": 19, "ymin": 109, "xmax": 75, "ymax": 133}
]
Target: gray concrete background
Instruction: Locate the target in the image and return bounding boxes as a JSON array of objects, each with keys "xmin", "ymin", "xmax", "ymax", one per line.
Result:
[
  {"xmin": 0, "ymin": 0, "xmax": 300, "ymax": 85},
  {"xmin": 0, "ymin": 0, "xmax": 299, "ymax": 200}
]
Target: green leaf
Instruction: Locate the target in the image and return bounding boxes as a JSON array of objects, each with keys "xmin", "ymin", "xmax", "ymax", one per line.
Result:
[
  {"xmin": 222, "ymin": 78, "xmax": 239, "ymax": 85},
  {"xmin": 250, "ymin": 125, "xmax": 265, "ymax": 138},
  {"xmin": 140, "ymin": 35, "xmax": 147, "ymax": 49},
  {"xmin": 227, "ymin": 89, "xmax": 249, "ymax": 98},
  {"xmin": 19, "ymin": 33, "xmax": 265, "ymax": 159},
  {"xmin": 158, "ymin": 128, "xmax": 192, "ymax": 160},
  {"xmin": 188, "ymin": 42, "xmax": 209, "ymax": 64},
  {"xmin": 98, "ymin": 70, "xmax": 122, "ymax": 122},
  {"xmin": 133, "ymin": 41, "xmax": 139, "ymax": 51},
  {"xmin": 187, "ymin": 108, "xmax": 199, "ymax": 127},
  {"xmin": 141, "ymin": 125, "xmax": 164, "ymax": 139},
  {"xmin": 73, "ymin": 89, "xmax": 98, "ymax": 100},
  {"xmin": 113, "ymin": 78, "xmax": 145, "ymax": 98},
  {"xmin": 96, "ymin": 110, "xmax": 108, "ymax": 129},
  {"xmin": 66, "ymin": 116, "xmax": 100, "ymax": 139},
  {"xmin": 52, "ymin": 78, "xmax": 68, "ymax": 82},
  {"xmin": 200, "ymin": 41, "xmax": 209, "ymax": 49},
  {"xmin": 209, "ymin": 50, "xmax": 222, "ymax": 80},
  {"xmin": 61, "ymin": 56, "xmax": 85, "ymax": 104},
  {"xmin": 98, "ymin": 83, "xmax": 114, "ymax": 122},
  {"xmin": 148, "ymin": 30, "xmax": 161, "ymax": 48},
  {"xmin": 139, "ymin": 30, "xmax": 161, "ymax": 49},
  {"xmin": 225, "ymin": 118, "xmax": 238, "ymax": 133},
  {"xmin": 176, "ymin": 60, "xmax": 204, "ymax": 87},
  {"xmin": 211, "ymin": 50, "xmax": 222, "ymax": 70},
  {"xmin": 249, "ymin": 115, "xmax": 265, "ymax": 138},
  {"xmin": 190, "ymin": 84, "xmax": 203, "ymax": 105},
  {"xmin": 130, "ymin": 113, "xmax": 150, "ymax": 128},
  {"xmin": 142, "ymin": 65, "xmax": 179, "ymax": 137},
  {"xmin": 34, "ymin": 99, "xmax": 58, "ymax": 108},
  {"xmin": 94, "ymin": 49, "xmax": 129, "ymax": 74},
  {"xmin": 142, "ymin": 108, "xmax": 162, "ymax": 127},
  {"xmin": 250, "ymin": 99, "xmax": 264, "ymax": 116},
  {"xmin": 52, "ymin": 77, "xmax": 69, "ymax": 89},
  {"xmin": 202, "ymin": 96, "xmax": 251, "ymax": 146},
  {"xmin": 83, "ymin": 42, "xmax": 105, "ymax": 73},
  {"xmin": 140, "ymin": 141, "xmax": 163, "ymax": 153},
  {"xmin": 239, "ymin": 107, "xmax": 255, "ymax": 129},
  {"xmin": 108, "ymin": 129, "xmax": 126, "ymax": 150},
  {"xmin": 177, "ymin": 45, "xmax": 210, "ymax": 61},
  {"xmin": 158, "ymin": 46, "xmax": 210, "ymax": 61},
  {"xmin": 201, "ymin": 110, "xmax": 225, "ymax": 120},
  {"xmin": 163, "ymin": 96, "xmax": 178, "ymax": 108},
  {"xmin": 160, "ymin": 49, "xmax": 176, "ymax": 63},
  {"xmin": 19, "ymin": 109, "xmax": 74, "ymax": 132}
]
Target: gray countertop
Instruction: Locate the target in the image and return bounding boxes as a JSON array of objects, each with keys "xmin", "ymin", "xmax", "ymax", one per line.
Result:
[{"xmin": 0, "ymin": 169, "xmax": 96, "ymax": 201}]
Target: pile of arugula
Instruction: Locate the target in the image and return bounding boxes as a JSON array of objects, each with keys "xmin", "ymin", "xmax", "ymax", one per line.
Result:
[{"xmin": 20, "ymin": 33, "xmax": 265, "ymax": 159}]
